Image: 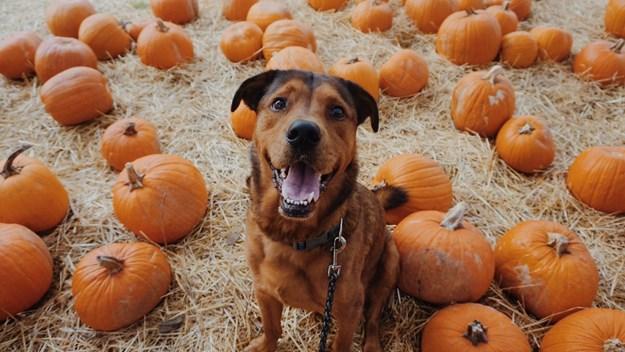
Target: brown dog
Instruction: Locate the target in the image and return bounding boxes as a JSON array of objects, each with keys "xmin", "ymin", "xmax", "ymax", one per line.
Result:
[{"xmin": 231, "ymin": 70, "xmax": 400, "ymax": 352}]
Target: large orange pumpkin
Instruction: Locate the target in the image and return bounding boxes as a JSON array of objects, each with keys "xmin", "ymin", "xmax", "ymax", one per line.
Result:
[
  {"xmin": 379, "ymin": 49, "xmax": 429, "ymax": 97},
  {"xmin": 394, "ymin": 203, "xmax": 495, "ymax": 304},
  {"xmin": 351, "ymin": 0, "xmax": 393, "ymax": 33},
  {"xmin": 530, "ymin": 26, "xmax": 573, "ymax": 62},
  {"xmin": 573, "ymin": 39, "xmax": 625, "ymax": 86},
  {"xmin": 34, "ymin": 36, "xmax": 98, "ymax": 83},
  {"xmin": 0, "ymin": 146, "xmax": 70, "ymax": 233},
  {"xmin": 566, "ymin": 146, "xmax": 625, "ymax": 214},
  {"xmin": 484, "ymin": 0, "xmax": 531, "ymax": 20},
  {"xmin": 372, "ymin": 154, "xmax": 453, "ymax": 224},
  {"xmin": 150, "ymin": 0, "xmax": 199, "ymax": 24},
  {"xmin": 72, "ymin": 242, "xmax": 172, "ymax": 331},
  {"xmin": 495, "ymin": 220, "xmax": 599, "ymax": 321},
  {"xmin": 605, "ymin": 0, "xmax": 625, "ymax": 38},
  {"xmin": 451, "ymin": 65, "xmax": 515, "ymax": 137},
  {"xmin": 0, "ymin": 32, "xmax": 42, "ymax": 80},
  {"xmin": 328, "ymin": 57, "xmax": 379, "ymax": 101},
  {"xmin": 231, "ymin": 102, "xmax": 257, "ymax": 140},
  {"xmin": 222, "ymin": 0, "xmax": 258, "ymax": 21},
  {"xmin": 308, "ymin": 0, "xmax": 347, "ymax": 11},
  {"xmin": 101, "ymin": 117, "xmax": 161, "ymax": 172},
  {"xmin": 112, "ymin": 154, "xmax": 209, "ymax": 244},
  {"xmin": 0, "ymin": 223, "xmax": 53, "ymax": 320},
  {"xmin": 78, "ymin": 14, "xmax": 133, "ymax": 60},
  {"xmin": 137, "ymin": 20, "xmax": 194, "ymax": 69},
  {"xmin": 220, "ymin": 21, "xmax": 263, "ymax": 63},
  {"xmin": 495, "ymin": 115, "xmax": 555, "ymax": 173},
  {"xmin": 486, "ymin": 2, "xmax": 518, "ymax": 35},
  {"xmin": 246, "ymin": 0, "xmax": 292, "ymax": 31},
  {"xmin": 265, "ymin": 46, "xmax": 325, "ymax": 73},
  {"xmin": 405, "ymin": 0, "xmax": 456, "ymax": 34},
  {"xmin": 262, "ymin": 19, "xmax": 316, "ymax": 60},
  {"xmin": 500, "ymin": 31, "xmax": 538, "ymax": 68},
  {"xmin": 46, "ymin": 0, "xmax": 96, "ymax": 38}
]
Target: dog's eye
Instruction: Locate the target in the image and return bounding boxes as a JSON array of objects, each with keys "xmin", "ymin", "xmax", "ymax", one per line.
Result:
[
  {"xmin": 328, "ymin": 106, "xmax": 345, "ymax": 120},
  {"xmin": 270, "ymin": 98, "xmax": 287, "ymax": 112}
]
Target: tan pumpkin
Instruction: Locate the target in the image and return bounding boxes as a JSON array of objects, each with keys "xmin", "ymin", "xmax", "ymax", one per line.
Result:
[
  {"xmin": 40, "ymin": 66, "xmax": 113, "ymax": 125},
  {"xmin": 451, "ymin": 66, "xmax": 515, "ymax": 137},
  {"xmin": 573, "ymin": 39, "xmax": 625, "ymax": 86},
  {"xmin": 530, "ymin": 26, "xmax": 573, "ymax": 62},
  {"xmin": 328, "ymin": 57, "xmax": 379, "ymax": 101},
  {"xmin": 246, "ymin": 0, "xmax": 292, "ymax": 31},
  {"xmin": 500, "ymin": 31, "xmax": 538, "ymax": 68},
  {"xmin": 0, "ymin": 32, "xmax": 42, "ymax": 80},
  {"xmin": 222, "ymin": 0, "xmax": 258, "ymax": 21},
  {"xmin": 351, "ymin": 0, "xmax": 393, "ymax": 33},
  {"xmin": 379, "ymin": 49, "xmax": 429, "ymax": 97},
  {"xmin": 456, "ymin": 0, "xmax": 485, "ymax": 11},
  {"xmin": 308, "ymin": 0, "xmax": 347, "ymax": 11},
  {"xmin": 405, "ymin": 0, "xmax": 456, "ymax": 34},
  {"xmin": 78, "ymin": 14, "xmax": 133, "ymax": 60},
  {"xmin": 262, "ymin": 19, "xmax": 316, "ymax": 60},
  {"xmin": 46, "ymin": 0, "xmax": 96, "ymax": 38},
  {"xmin": 486, "ymin": 2, "xmax": 518, "ymax": 35},
  {"xmin": 605, "ymin": 0, "xmax": 625, "ymax": 38},
  {"xmin": 495, "ymin": 116, "xmax": 555, "ymax": 173},
  {"xmin": 34, "ymin": 36, "xmax": 98, "ymax": 83},
  {"xmin": 137, "ymin": 20, "xmax": 194, "ymax": 69},
  {"xmin": 231, "ymin": 102, "xmax": 257, "ymax": 140},
  {"xmin": 484, "ymin": 0, "xmax": 531, "ymax": 20},
  {"xmin": 220, "ymin": 21, "xmax": 263, "ymax": 63},
  {"xmin": 124, "ymin": 19, "xmax": 153, "ymax": 41},
  {"xmin": 101, "ymin": 117, "xmax": 161, "ymax": 172},
  {"xmin": 266, "ymin": 46, "xmax": 324, "ymax": 73},
  {"xmin": 150, "ymin": 0, "xmax": 199, "ymax": 24}
]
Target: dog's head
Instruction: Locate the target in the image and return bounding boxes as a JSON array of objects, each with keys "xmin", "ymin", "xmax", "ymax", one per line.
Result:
[{"xmin": 232, "ymin": 70, "xmax": 378, "ymax": 220}]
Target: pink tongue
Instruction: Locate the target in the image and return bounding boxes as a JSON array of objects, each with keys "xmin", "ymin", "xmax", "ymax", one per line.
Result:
[{"xmin": 282, "ymin": 163, "xmax": 321, "ymax": 202}]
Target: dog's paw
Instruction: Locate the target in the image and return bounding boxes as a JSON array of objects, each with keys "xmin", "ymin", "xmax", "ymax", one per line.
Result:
[
  {"xmin": 363, "ymin": 339, "xmax": 383, "ymax": 352},
  {"xmin": 244, "ymin": 335, "xmax": 277, "ymax": 352}
]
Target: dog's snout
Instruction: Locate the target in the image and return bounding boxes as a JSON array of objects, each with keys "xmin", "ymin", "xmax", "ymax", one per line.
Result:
[{"xmin": 286, "ymin": 120, "xmax": 321, "ymax": 149}]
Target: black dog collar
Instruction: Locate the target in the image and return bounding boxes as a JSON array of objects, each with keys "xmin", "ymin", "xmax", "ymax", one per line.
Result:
[{"xmin": 292, "ymin": 222, "xmax": 343, "ymax": 251}]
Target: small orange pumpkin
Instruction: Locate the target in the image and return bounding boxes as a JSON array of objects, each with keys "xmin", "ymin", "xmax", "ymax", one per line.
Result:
[
  {"xmin": 72, "ymin": 242, "xmax": 172, "ymax": 331},
  {"xmin": 605, "ymin": 0, "xmax": 625, "ymax": 38},
  {"xmin": 101, "ymin": 117, "xmax": 161, "ymax": 172},
  {"xmin": 530, "ymin": 26, "xmax": 573, "ymax": 62},
  {"xmin": 79, "ymin": 14, "xmax": 133, "ymax": 60},
  {"xmin": 573, "ymin": 39, "xmax": 625, "ymax": 86},
  {"xmin": 150, "ymin": 0, "xmax": 199, "ymax": 24},
  {"xmin": 405, "ymin": 0, "xmax": 456, "ymax": 34},
  {"xmin": 246, "ymin": 0, "xmax": 292, "ymax": 31},
  {"xmin": 34, "ymin": 36, "xmax": 98, "ymax": 83},
  {"xmin": 308, "ymin": 0, "xmax": 347, "ymax": 11},
  {"xmin": 262, "ymin": 19, "xmax": 316, "ymax": 60},
  {"xmin": 0, "ymin": 32, "xmax": 42, "ymax": 80},
  {"xmin": 231, "ymin": 102, "xmax": 257, "ymax": 140},
  {"xmin": 495, "ymin": 116, "xmax": 555, "ymax": 173},
  {"xmin": 265, "ymin": 46, "xmax": 324, "ymax": 73},
  {"xmin": 486, "ymin": 2, "xmax": 518, "ymax": 35},
  {"xmin": 137, "ymin": 20, "xmax": 194, "ymax": 69},
  {"xmin": 379, "ymin": 49, "xmax": 429, "ymax": 97},
  {"xmin": 351, "ymin": 0, "xmax": 393, "ymax": 33},
  {"xmin": 124, "ymin": 19, "xmax": 153, "ymax": 41},
  {"xmin": 500, "ymin": 31, "xmax": 538, "ymax": 68},
  {"xmin": 328, "ymin": 57, "xmax": 379, "ymax": 101},
  {"xmin": 222, "ymin": 0, "xmax": 258, "ymax": 21},
  {"xmin": 456, "ymin": 0, "xmax": 485, "ymax": 11},
  {"xmin": 46, "ymin": 0, "xmax": 96, "ymax": 38},
  {"xmin": 220, "ymin": 21, "xmax": 263, "ymax": 63},
  {"xmin": 484, "ymin": 0, "xmax": 531, "ymax": 20}
]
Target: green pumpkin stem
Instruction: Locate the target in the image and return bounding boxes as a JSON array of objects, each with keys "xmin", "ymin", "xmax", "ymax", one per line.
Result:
[
  {"xmin": 125, "ymin": 163, "xmax": 145, "ymax": 191},
  {"xmin": 156, "ymin": 20, "xmax": 169, "ymax": 33},
  {"xmin": 603, "ymin": 338, "xmax": 625, "ymax": 352},
  {"xmin": 124, "ymin": 122, "xmax": 138, "ymax": 136},
  {"xmin": 612, "ymin": 39, "xmax": 625, "ymax": 53},
  {"xmin": 97, "ymin": 255, "xmax": 124, "ymax": 274},
  {"xmin": 519, "ymin": 122, "xmax": 535, "ymax": 135},
  {"xmin": 440, "ymin": 202, "xmax": 467, "ymax": 230},
  {"xmin": 547, "ymin": 232, "xmax": 570, "ymax": 256},
  {"xmin": 463, "ymin": 320, "xmax": 489, "ymax": 346},
  {"xmin": 483, "ymin": 65, "xmax": 504, "ymax": 84},
  {"xmin": 1, "ymin": 145, "xmax": 32, "ymax": 179}
]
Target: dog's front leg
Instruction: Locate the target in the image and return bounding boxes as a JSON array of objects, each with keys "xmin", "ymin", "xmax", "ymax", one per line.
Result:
[
  {"xmin": 331, "ymin": 299, "xmax": 364, "ymax": 352},
  {"xmin": 245, "ymin": 289, "xmax": 283, "ymax": 352}
]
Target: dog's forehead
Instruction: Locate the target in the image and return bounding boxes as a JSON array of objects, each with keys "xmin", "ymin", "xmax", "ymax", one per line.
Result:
[{"xmin": 263, "ymin": 71, "xmax": 355, "ymax": 105}]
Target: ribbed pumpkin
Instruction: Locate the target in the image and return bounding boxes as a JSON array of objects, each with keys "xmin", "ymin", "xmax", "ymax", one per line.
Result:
[
  {"xmin": 78, "ymin": 14, "xmax": 133, "ymax": 60},
  {"xmin": 101, "ymin": 118, "xmax": 161, "ymax": 172},
  {"xmin": 246, "ymin": 0, "xmax": 292, "ymax": 31},
  {"xmin": 0, "ymin": 223, "xmax": 53, "ymax": 320},
  {"xmin": 45, "ymin": 0, "xmax": 96, "ymax": 38},
  {"xmin": 34, "ymin": 36, "xmax": 98, "ymax": 83},
  {"xmin": 0, "ymin": 32, "xmax": 42, "ymax": 80},
  {"xmin": 495, "ymin": 220, "xmax": 599, "ymax": 321},
  {"xmin": 495, "ymin": 116, "xmax": 555, "ymax": 173},
  {"xmin": 308, "ymin": 0, "xmax": 347, "ymax": 11},
  {"xmin": 262, "ymin": 19, "xmax": 316, "ymax": 60},
  {"xmin": 150, "ymin": 0, "xmax": 199, "ymax": 24},
  {"xmin": 566, "ymin": 146, "xmax": 625, "ymax": 214},
  {"xmin": 137, "ymin": 20, "xmax": 194, "ymax": 69},
  {"xmin": 486, "ymin": 2, "xmax": 518, "ymax": 35},
  {"xmin": 501, "ymin": 31, "xmax": 538, "ymax": 68},
  {"xmin": 372, "ymin": 154, "xmax": 453, "ymax": 224},
  {"xmin": 222, "ymin": 0, "xmax": 258, "ymax": 21},
  {"xmin": 72, "ymin": 242, "xmax": 172, "ymax": 331},
  {"xmin": 266, "ymin": 46, "xmax": 324, "ymax": 73},
  {"xmin": 605, "ymin": 0, "xmax": 625, "ymax": 38},
  {"xmin": 393, "ymin": 203, "xmax": 495, "ymax": 304},
  {"xmin": 436, "ymin": 9, "xmax": 502, "ymax": 65},
  {"xmin": 405, "ymin": 0, "xmax": 456, "ymax": 34},
  {"xmin": 484, "ymin": 0, "xmax": 531, "ymax": 20},
  {"xmin": 379, "ymin": 49, "xmax": 429, "ymax": 97},
  {"xmin": 220, "ymin": 21, "xmax": 263, "ymax": 63},
  {"xmin": 328, "ymin": 57, "xmax": 379, "ymax": 101},
  {"xmin": 456, "ymin": 0, "xmax": 485, "ymax": 11},
  {"xmin": 351, "ymin": 0, "xmax": 393, "ymax": 33},
  {"xmin": 422, "ymin": 303, "xmax": 531, "ymax": 352},
  {"xmin": 231, "ymin": 102, "xmax": 257, "ymax": 140},
  {"xmin": 40, "ymin": 66, "xmax": 113, "ymax": 125},
  {"xmin": 541, "ymin": 308, "xmax": 625, "ymax": 352},
  {"xmin": 124, "ymin": 19, "xmax": 152, "ymax": 41},
  {"xmin": 573, "ymin": 39, "xmax": 625, "ymax": 86},
  {"xmin": 112, "ymin": 154, "xmax": 209, "ymax": 244},
  {"xmin": 530, "ymin": 26, "xmax": 573, "ymax": 62},
  {"xmin": 451, "ymin": 66, "xmax": 515, "ymax": 137},
  {"xmin": 0, "ymin": 146, "xmax": 69, "ymax": 233}
]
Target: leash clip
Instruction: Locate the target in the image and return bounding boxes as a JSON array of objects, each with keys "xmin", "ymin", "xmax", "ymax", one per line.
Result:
[{"xmin": 328, "ymin": 218, "xmax": 346, "ymax": 277}]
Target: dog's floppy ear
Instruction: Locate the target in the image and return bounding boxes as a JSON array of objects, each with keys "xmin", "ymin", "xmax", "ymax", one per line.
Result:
[
  {"xmin": 231, "ymin": 70, "xmax": 280, "ymax": 112},
  {"xmin": 343, "ymin": 80, "xmax": 379, "ymax": 132}
]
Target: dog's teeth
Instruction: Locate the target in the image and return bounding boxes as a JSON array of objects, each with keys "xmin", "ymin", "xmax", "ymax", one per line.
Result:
[
  {"xmin": 280, "ymin": 168, "xmax": 287, "ymax": 179},
  {"xmin": 307, "ymin": 192, "xmax": 314, "ymax": 203}
]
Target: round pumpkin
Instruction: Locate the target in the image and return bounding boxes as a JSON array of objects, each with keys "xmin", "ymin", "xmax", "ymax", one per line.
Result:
[
  {"xmin": 405, "ymin": 0, "xmax": 456, "ymax": 34},
  {"xmin": 0, "ymin": 146, "xmax": 70, "ymax": 232},
  {"xmin": 137, "ymin": 20, "xmax": 194, "ymax": 69},
  {"xmin": 78, "ymin": 14, "xmax": 133, "ymax": 60},
  {"xmin": 72, "ymin": 242, "xmax": 171, "ymax": 331},
  {"xmin": 308, "ymin": 0, "xmax": 347, "ymax": 11},
  {"xmin": 484, "ymin": 0, "xmax": 531, "ymax": 20},
  {"xmin": 605, "ymin": 0, "xmax": 625, "ymax": 38},
  {"xmin": 150, "ymin": 0, "xmax": 199, "ymax": 24},
  {"xmin": 500, "ymin": 31, "xmax": 538, "ymax": 68},
  {"xmin": 495, "ymin": 116, "xmax": 555, "ymax": 173},
  {"xmin": 265, "ymin": 46, "xmax": 324, "ymax": 73},
  {"xmin": 246, "ymin": 0, "xmax": 292, "ymax": 31},
  {"xmin": 124, "ymin": 19, "xmax": 153, "ymax": 41},
  {"xmin": 486, "ymin": 2, "xmax": 518, "ymax": 35},
  {"xmin": 101, "ymin": 117, "xmax": 161, "ymax": 172},
  {"xmin": 495, "ymin": 220, "xmax": 599, "ymax": 321},
  {"xmin": 0, "ymin": 223, "xmax": 53, "ymax": 320},
  {"xmin": 262, "ymin": 19, "xmax": 316, "ymax": 60},
  {"xmin": 451, "ymin": 66, "xmax": 515, "ymax": 137},
  {"xmin": 328, "ymin": 57, "xmax": 379, "ymax": 101},
  {"xmin": 422, "ymin": 303, "xmax": 531, "ymax": 352},
  {"xmin": 394, "ymin": 203, "xmax": 495, "ymax": 304},
  {"xmin": 351, "ymin": 0, "xmax": 393, "ymax": 33},
  {"xmin": 379, "ymin": 49, "xmax": 429, "ymax": 97},
  {"xmin": 46, "ymin": 0, "xmax": 96, "ymax": 38},
  {"xmin": 541, "ymin": 308, "xmax": 625, "ymax": 352},
  {"xmin": 40, "ymin": 66, "xmax": 113, "ymax": 125},
  {"xmin": 112, "ymin": 154, "xmax": 209, "ymax": 244},
  {"xmin": 456, "ymin": 0, "xmax": 485, "ymax": 11},
  {"xmin": 566, "ymin": 146, "xmax": 625, "ymax": 214},
  {"xmin": 231, "ymin": 102, "xmax": 257, "ymax": 140},
  {"xmin": 220, "ymin": 21, "xmax": 263, "ymax": 63},
  {"xmin": 0, "ymin": 32, "xmax": 42, "ymax": 80},
  {"xmin": 222, "ymin": 0, "xmax": 258, "ymax": 21},
  {"xmin": 34, "ymin": 36, "xmax": 98, "ymax": 83},
  {"xmin": 530, "ymin": 26, "xmax": 573, "ymax": 62},
  {"xmin": 573, "ymin": 39, "xmax": 625, "ymax": 86},
  {"xmin": 436, "ymin": 9, "xmax": 502, "ymax": 65},
  {"xmin": 372, "ymin": 154, "xmax": 453, "ymax": 224}
]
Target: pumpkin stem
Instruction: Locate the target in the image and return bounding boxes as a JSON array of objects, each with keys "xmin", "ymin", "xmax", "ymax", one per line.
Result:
[
  {"xmin": 1, "ymin": 145, "xmax": 32, "ymax": 179},
  {"xmin": 97, "ymin": 255, "xmax": 124, "ymax": 274},
  {"xmin": 604, "ymin": 338, "xmax": 625, "ymax": 352},
  {"xmin": 124, "ymin": 122, "xmax": 138, "ymax": 136},
  {"xmin": 371, "ymin": 180, "xmax": 387, "ymax": 192},
  {"xmin": 611, "ymin": 39, "xmax": 625, "ymax": 53},
  {"xmin": 347, "ymin": 57, "xmax": 361, "ymax": 64},
  {"xmin": 466, "ymin": 8, "xmax": 477, "ymax": 15},
  {"xmin": 156, "ymin": 20, "xmax": 169, "ymax": 33},
  {"xmin": 440, "ymin": 202, "xmax": 467, "ymax": 230},
  {"xmin": 483, "ymin": 65, "xmax": 504, "ymax": 84},
  {"xmin": 519, "ymin": 122, "xmax": 535, "ymax": 135},
  {"xmin": 547, "ymin": 232, "xmax": 570, "ymax": 256},
  {"xmin": 503, "ymin": 1, "xmax": 511, "ymax": 10},
  {"xmin": 463, "ymin": 320, "xmax": 489, "ymax": 346},
  {"xmin": 125, "ymin": 163, "xmax": 145, "ymax": 191}
]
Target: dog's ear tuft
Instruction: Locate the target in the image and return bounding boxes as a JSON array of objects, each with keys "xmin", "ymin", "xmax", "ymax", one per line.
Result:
[
  {"xmin": 231, "ymin": 70, "xmax": 280, "ymax": 112},
  {"xmin": 343, "ymin": 80, "xmax": 379, "ymax": 132}
]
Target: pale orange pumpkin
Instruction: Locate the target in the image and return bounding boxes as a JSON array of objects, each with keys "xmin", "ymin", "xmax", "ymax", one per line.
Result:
[
  {"xmin": 328, "ymin": 57, "xmax": 379, "ymax": 101},
  {"xmin": 262, "ymin": 19, "xmax": 316, "ymax": 60},
  {"xmin": 124, "ymin": 19, "xmax": 153, "ymax": 41},
  {"xmin": 222, "ymin": 0, "xmax": 258, "ymax": 21},
  {"xmin": 0, "ymin": 32, "xmax": 42, "ymax": 80},
  {"xmin": 379, "ymin": 49, "xmax": 429, "ymax": 97},
  {"xmin": 351, "ymin": 0, "xmax": 393, "ymax": 33},
  {"xmin": 220, "ymin": 21, "xmax": 263, "ymax": 63},
  {"xmin": 231, "ymin": 102, "xmax": 257, "ymax": 140},
  {"xmin": 405, "ymin": 0, "xmax": 456, "ymax": 34},
  {"xmin": 78, "ymin": 14, "xmax": 133, "ymax": 60},
  {"xmin": 308, "ymin": 0, "xmax": 347, "ymax": 11},
  {"xmin": 456, "ymin": 0, "xmax": 485, "ymax": 11},
  {"xmin": 573, "ymin": 39, "xmax": 625, "ymax": 86},
  {"xmin": 530, "ymin": 26, "xmax": 573, "ymax": 62},
  {"xmin": 100, "ymin": 117, "xmax": 161, "ymax": 172},
  {"xmin": 484, "ymin": 0, "xmax": 531, "ymax": 20},
  {"xmin": 150, "ymin": 0, "xmax": 199, "ymax": 24},
  {"xmin": 495, "ymin": 116, "xmax": 555, "ymax": 173},
  {"xmin": 265, "ymin": 46, "xmax": 324, "ymax": 73},
  {"xmin": 605, "ymin": 0, "xmax": 625, "ymax": 38},
  {"xmin": 246, "ymin": 0, "xmax": 292, "ymax": 31},
  {"xmin": 137, "ymin": 20, "xmax": 194, "ymax": 69},
  {"xmin": 34, "ymin": 36, "xmax": 98, "ymax": 83},
  {"xmin": 486, "ymin": 2, "xmax": 518, "ymax": 35},
  {"xmin": 500, "ymin": 31, "xmax": 538, "ymax": 68},
  {"xmin": 46, "ymin": 0, "xmax": 96, "ymax": 38}
]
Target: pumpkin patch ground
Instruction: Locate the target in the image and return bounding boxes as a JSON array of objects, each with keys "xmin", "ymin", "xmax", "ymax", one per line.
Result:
[{"xmin": 1, "ymin": 0, "xmax": 624, "ymax": 351}]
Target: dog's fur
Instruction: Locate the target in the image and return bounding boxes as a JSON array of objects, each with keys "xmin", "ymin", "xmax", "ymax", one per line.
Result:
[{"xmin": 232, "ymin": 70, "xmax": 400, "ymax": 352}]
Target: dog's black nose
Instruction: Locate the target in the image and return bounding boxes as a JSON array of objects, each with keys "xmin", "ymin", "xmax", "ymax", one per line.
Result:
[{"xmin": 286, "ymin": 119, "xmax": 321, "ymax": 148}]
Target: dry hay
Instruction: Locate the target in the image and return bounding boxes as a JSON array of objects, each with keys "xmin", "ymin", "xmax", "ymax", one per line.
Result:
[{"xmin": 1, "ymin": 0, "xmax": 624, "ymax": 350}]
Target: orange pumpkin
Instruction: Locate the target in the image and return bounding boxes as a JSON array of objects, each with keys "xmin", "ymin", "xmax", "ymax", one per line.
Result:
[
  {"xmin": 137, "ymin": 20, "xmax": 194, "ymax": 69},
  {"xmin": 222, "ymin": 0, "xmax": 258, "ymax": 21},
  {"xmin": 566, "ymin": 146, "xmax": 625, "ymax": 214},
  {"xmin": 308, "ymin": 0, "xmax": 347, "ymax": 11},
  {"xmin": 40, "ymin": 66, "xmax": 113, "ymax": 125},
  {"xmin": 101, "ymin": 117, "xmax": 161, "ymax": 172},
  {"xmin": 231, "ymin": 102, "xmax": 257, "ymax": 140},
  {"xmin": 484, "ymin": 0, "xmax": 531, "ymax": 20},
  {"xmin": 262, "ymin": 19, "xmax": 316, "ymax": 60},
  {"xmin": 405, "ymin": 0, "xmax": 456, "ymax": 34},
  {"xmin": 605, "ymin": 0, "xmax": 625, "ymax": 38},
  {"xmin": 372, "ymin": 154, "xmax": 453, "ymax": 224},
  {"xmin": 34, "ymin": 36, "xmax": 98, "ymax": 83},
  {"xmin": 328, "ymin": 57, "xmax": 379, "ymax": 101},
  {"xmin": 0, "ymin": 32, "xmax": 41, "ymax": 80},
  {"xmin": 436, "ymin": 9, "xmax": 502, "ymax": 65},
  {"xmin": 394, "ymin": 203, "xmax": 495, "ymax": 304},
  {"xmin": 351, "ymin": 0, "xmax": 393, "ymax": 33},
  {"xmin": 78, "ymin": 14, "xmax": 133, "ymax": 60},
  {"xmin": 46, "ymin": 0, "xmax": 96, "ymax": 38},
  {"xmin": 495, "ymin": 220, "xmax": 599, "ymax": 321},
  {"xmin": 422, "ymin": 303, "xmax": 531, "ymax": 352},
  {"xmin": 495, "ymin": 116, "xmax": 555, "ymax": 173},
  {"xmin": 456, "ymin": 0, "xmax": 485, "ymax": 11},
  {"xmin": 220, "ymin": 21, "xmax": 263, "ymax": 63},
  {"xmin": 265, "ymin": 46, "xmax": 325, "ymax": 73},
  {"xmin": 124, "ymin": 19, "xmax": 153, "ymax": 41},
  {"xmin": 451, "ymin": 66, "xmax": 515, "ymax": 137},
  {"xmin": 500, "ymin": 31, "xmax": 538, "ymax": 68},
  {"xmin": 530, "ymin": 26, "xmax": 573, "ymax": 62},
  {"xmin": 72, "ymin": 242, "xmax": 172, "ymax": 331},
  {"xmin": 150, "ymin": 0, "xmax": 199, "ymax": 24},
  {"xmin": 486, "ymin": 2, "xmax": 518, "ymax": 35},
  {"xmin": 0, "ymin": 223, "xmax": 53, "ymax": 320},
  {"xmin": 379, "ymin": 49, "xmax": 429, "ymax": 97},
  {"xmin": 573, "ymin": 39, "xmax": 625, "ymax": 86},
  {"xmin": 246, "ymin": 0, "xmax": 292, "ymax": 31},
  {"xmin": 541, "ymin": 308, "xmax": 625, "ymax": 352},
  {"xmin": 0, "ymin": 146, "xmax": 70, "ymax": 232},
  {"xmin": 112, "ymin": 154, "xmax": 209, "ymax": 244}
]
